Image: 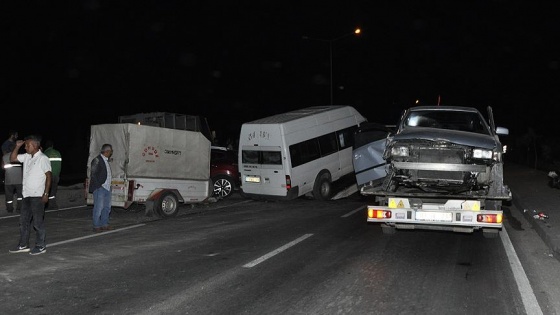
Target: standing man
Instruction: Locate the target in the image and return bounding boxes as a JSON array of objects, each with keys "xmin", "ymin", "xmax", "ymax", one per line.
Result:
[
  {"xmin": 2, "ymin": 149, "xmax": 23, "ymax": 213},
  {"xmin": 43, "ymin": 140, "xmax": 62, "ymax": 210},
  {"xmin": 8, "ymin": 135, "xmax": 51, "ymax": 255},
  {"xmin": 89, "ymin": 143, "xmax": 113, "ymax": 232},
  {"xmin": 1, "ymin": 130, "xmax": 18, "ymax": 155}
]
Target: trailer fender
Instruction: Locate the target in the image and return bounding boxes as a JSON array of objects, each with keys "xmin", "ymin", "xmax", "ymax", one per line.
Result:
[{"xmin": 147, "ymin": 189, "xmax": 185, "ymax": 204}]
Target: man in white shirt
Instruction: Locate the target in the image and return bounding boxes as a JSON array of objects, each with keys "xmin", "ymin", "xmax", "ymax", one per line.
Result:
[{"xmin": 8, "ymin": 135, "xmax": 52, "ymax": 255}]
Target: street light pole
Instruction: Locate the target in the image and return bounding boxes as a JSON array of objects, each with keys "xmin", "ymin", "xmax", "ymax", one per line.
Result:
[
  {"xmin": 329, "ymin": 41, "xmax": 333, "ymax": 105},
  {"xmin": 303, "ymin": 28, "xmax": 361, "ymax": 105}
]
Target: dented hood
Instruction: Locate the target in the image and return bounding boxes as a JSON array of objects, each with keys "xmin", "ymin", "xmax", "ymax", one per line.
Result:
[{"xmin": 393, "ymin": 127, "xmax": 498, "ymax": 149}]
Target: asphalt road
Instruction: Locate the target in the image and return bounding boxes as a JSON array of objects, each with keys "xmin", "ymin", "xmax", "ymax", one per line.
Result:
[{"xmin": 1, "ymin": 184, "xmax": 559, "ymax": 314}]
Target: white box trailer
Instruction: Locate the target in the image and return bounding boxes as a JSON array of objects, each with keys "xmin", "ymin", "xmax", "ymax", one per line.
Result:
[
  {"xmin": 85, "ymin": 123, "xmax": 211, "ymax": 217},
  {"xmin": 239, "ymin": 105, "xmax": 367, "ymax": 200}
]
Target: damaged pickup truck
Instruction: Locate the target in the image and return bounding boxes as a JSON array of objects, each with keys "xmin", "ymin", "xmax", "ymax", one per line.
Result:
[{"xmin": 354, "ymin": 105, "xmax": 512, "ymax": 238}]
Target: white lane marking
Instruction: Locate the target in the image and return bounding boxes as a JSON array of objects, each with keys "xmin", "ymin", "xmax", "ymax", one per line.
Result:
[
  {"xmin": 1, "ymin": 205, "xmax": 88, "ymax": 220},
  {"xmin": 46, "ymin": 205, "xmax": 88, "ymax": 213},
  {"xmin": 501, "ymin": 227, "xmax": 543, "ymax": 315},
  {"xmin": 243, "ymin": 233, "xmax": 314, "ymax": 268},
  {"xmin": 48, "ymin": 224, "xmax": 146, "ymax": 247},
  {"xmin": 341, "ymin": 206, "xmax": 365, "ymax": 218}
]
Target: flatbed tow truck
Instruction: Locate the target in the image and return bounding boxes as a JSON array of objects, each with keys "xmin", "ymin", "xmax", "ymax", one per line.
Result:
[{"xmin": 352, "ymin": 106, "xmax": 511, "ymax": 238}]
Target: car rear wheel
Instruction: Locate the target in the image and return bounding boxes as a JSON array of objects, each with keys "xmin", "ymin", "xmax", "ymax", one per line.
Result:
[{"xmin": 212, "ymin": 175, "xmax": 234, "ymax": 199}]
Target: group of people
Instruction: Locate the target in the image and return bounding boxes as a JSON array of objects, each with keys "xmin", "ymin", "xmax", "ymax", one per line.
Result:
[
  {"xmin": 2, "ymin": 129, "xmax": 114, "ymax": 255},
  {"xmin": 2, "ymin": 131, "xmax": 61, "ymax": 213}
]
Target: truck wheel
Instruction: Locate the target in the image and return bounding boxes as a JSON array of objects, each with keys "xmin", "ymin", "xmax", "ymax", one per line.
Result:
[
  {"xmin": 381, "ymin": 224, "xmax": 396, "ymax": 235},
  {"xmin": 156, "ymin": 192, "xmax": 179, "ymax": 218},
  {"xmin": 212, "ymin": 175, "xmax": 234, "ymax": 199},
  {"xmin": 482, "ymin": 228, "xmax": 499, "ymax": 239},
  {"xmin": 313, "ymin": 173, "xmax": 332, "ymax": 201}
]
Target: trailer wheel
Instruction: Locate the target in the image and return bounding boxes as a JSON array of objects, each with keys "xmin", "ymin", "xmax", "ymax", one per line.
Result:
[
  {"xmin": 155, "ymin": 192, "xmax": 179, "ymax": 218},
  {"xmin": 313, "ymin": 173, "xmax": 332, "ymax": 201},
  {"xmin": 381, "ymin": 224, "xmax": 396, "ymax": 235}
]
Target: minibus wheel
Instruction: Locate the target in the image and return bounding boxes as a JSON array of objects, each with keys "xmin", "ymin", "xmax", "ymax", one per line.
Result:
[{"xmin": 313, "ymin": 173, "xmax": 332, "ymax": 201}]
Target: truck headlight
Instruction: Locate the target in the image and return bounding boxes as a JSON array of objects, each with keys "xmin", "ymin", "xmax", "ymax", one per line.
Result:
[
  {"xmin": 473, "ymin": 148, "xmax": 493, "ymax": 159},
  {"xmin": 391, "ymin": 146, "xmax": 409, "ymax": 157}
]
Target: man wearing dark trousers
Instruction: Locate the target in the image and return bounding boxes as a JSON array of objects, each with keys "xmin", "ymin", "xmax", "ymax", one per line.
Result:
[
  {"xmin": 89, "ymin": 143, "xmax": 113, "ymax": 233},
  {"xmin": 8, "ymin": 135, "xmax": 52, "ymax": 255}
]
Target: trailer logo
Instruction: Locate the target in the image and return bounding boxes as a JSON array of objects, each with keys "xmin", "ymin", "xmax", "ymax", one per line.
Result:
[
  {"xmin": 142, "ymin": 146, "xmax": 159, "ymax": 162},
  {"xmin": 142, "ymin": 146, "xmax": 181, "ymax": 162}
]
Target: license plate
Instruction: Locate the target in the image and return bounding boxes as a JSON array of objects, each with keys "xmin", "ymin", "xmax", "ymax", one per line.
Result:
[
  {"xmin": 245, "ymin": 176, "xmax": 261, "ymax": 183},
  {"xmin": 416, "ymin": 211, "xmax": 452, "ymax": 222}
]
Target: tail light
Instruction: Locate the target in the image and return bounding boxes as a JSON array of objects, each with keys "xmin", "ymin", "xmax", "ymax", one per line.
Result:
[
  {"xmin": 368, "ymin": 208, "xmax": 392, "ymax": 219},
  {"xmin": 285, "ymin": 175, "xmax": 291, "ymax": 190},
  {"xmin": 477, "ymin": 213, "xmax": 502, "ymax": 223}
]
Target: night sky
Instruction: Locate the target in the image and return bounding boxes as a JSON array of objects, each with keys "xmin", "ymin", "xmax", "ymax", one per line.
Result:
[{"xmin": 2, "ymin": 1, "xmax": 559, "ymax": 175}]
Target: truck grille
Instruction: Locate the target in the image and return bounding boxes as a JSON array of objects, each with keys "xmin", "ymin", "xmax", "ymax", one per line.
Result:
[{"xmin": 416, "ymin": 147, "xmax": 465, "ymax": 181}]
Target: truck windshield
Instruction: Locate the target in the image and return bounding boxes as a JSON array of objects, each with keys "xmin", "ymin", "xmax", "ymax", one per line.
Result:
[{"xmin": 403, "ymin": 110, "xmax": 490, "ymax": 135}]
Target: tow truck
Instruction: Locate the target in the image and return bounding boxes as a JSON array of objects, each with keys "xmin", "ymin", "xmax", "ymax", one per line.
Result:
[{"xmin": 353, "ymin": 106, "xmax": 511, "ymax": 238}]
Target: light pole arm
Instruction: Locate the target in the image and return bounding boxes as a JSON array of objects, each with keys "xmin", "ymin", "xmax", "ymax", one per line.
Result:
[
  {"xmin": 330, "ymin": 29, "xmax": 360, "ymax": 42},
  {"xmin": 302, "ymin": 28, "xmax": 361, "ymax": 105},
  {"xmin": 301, "ymin": 28, "xmax": 361, "ymax": 44}
]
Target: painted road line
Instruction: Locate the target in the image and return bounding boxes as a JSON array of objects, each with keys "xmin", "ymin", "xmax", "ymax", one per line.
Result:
[
  {"xmin": 243, "ymin": 233, "xmax": 314, "ymax": 268},
  {"xmin": 501, "ymin": 227, "xmax": 543, "ymax": 315},
  {"xmin": 46, "ymin": 205, "xmax": 88, "ymax": 212},
  {"xmin": 1, "ymin": 205, "xmax": 88, "ymax": 220},
  {"xmin": 341, "ymin": 206, "xmax": 365, "ymax": 218},
  {"xmin": 48, "ymin": 224, "xmax": 146, "ymax": 247}
]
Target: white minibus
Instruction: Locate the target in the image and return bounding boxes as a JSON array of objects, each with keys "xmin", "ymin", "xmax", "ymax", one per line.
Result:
[{"xmin": 239, "ymin": 105, "xmax": 367, "ymax": 200}]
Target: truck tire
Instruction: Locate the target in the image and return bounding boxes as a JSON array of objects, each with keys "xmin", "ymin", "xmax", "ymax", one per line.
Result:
[
  {"xmin": 155, "ymin": 192, "xmax": 179, "ymax": 218},
  {"xmin": 313, "ymin": 173, "xmax": 332, "ymax": 201}
]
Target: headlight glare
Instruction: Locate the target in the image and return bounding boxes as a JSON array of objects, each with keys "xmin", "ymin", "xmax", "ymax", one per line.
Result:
[
  {"xmin": 473, "ymin": 149, "xmax": 493, "ymax": 159},
  {"xmin": 391, "ymin": 146, "xmax": 409, "ymax": 157}
]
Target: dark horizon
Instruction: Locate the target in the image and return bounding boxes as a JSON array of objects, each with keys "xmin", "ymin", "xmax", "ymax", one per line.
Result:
[{"xmin": 2, "ymin": 1, "xmax": 559, "ymax": 177}]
